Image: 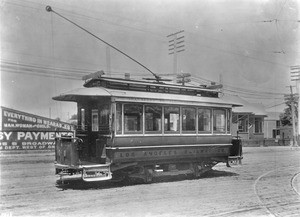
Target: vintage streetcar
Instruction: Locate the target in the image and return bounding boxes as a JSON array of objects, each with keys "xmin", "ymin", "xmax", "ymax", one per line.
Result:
[{"xmin": 53, "ymin": 76, "xmax": 243, "ymax": 183}]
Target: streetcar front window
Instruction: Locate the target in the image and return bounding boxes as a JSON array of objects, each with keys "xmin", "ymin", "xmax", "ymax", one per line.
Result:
[
  {"xmin": 91, "ymin": 109, "xmax": 99, "ymax": 132},
  {"xmin": 213, "ymin": 109, "xmax": 226, "ymax": 133},
  {"xmin": 164, "ymin": 106, "xmax": 180, "ymax": 133},
  {"xmin": 145, "ymin": 105, "xmax": 162, "ymax": 133},
  {"xmin": 124, "ymin": 104, "xmax": 143, "ymax": 133}
]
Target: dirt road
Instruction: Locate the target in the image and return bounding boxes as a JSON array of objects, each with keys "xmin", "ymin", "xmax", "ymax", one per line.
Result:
[{"xmin": 1, "ymin": 146, "xmax": 300, "ymax": 217}]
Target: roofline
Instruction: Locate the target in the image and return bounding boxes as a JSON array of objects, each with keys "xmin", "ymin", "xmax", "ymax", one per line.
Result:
[
  {"xmin": 52, "ymin": 87, "xmax": 242, "ymax": 107},
  {"xmin": 84, "ymin": 76, "xmax": 220, "ymax": 93}
]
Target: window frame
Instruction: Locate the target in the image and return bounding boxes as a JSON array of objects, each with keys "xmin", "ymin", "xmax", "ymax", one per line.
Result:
[
  {"xmin": 163, "ymin": 106, "xmax": 180, "ymax": 134},
  {"xmin": 197, "ymin": 107, "xmax": 212, "ymax": 134},
  {"xmin": 80, "ymin": 108, "xmax": 86, "ymax": 131},
  {"xmin": 254, "ymin": 117, "xmax": 263, "ymax": 134},
  {"xmin": 181, "ymin": 107, "xmax": 196, "ymax": 133},
  {"xmin": 91, "ymin": 109, "xmax": 99, "ymax": 132},
  {"xmin": 238, "ymin": 114, "xmax": 249, "ymax": 133},
  {"xmin": 145, "ymin": 105, "xmax": 163, "ymax": 134},
  {"xmin": 123, "ymin": 103, "xmax": 143, "ymax": 134},
  {"xmin": 213, "ymin": 108, "xmax": 226, "ymax": 134},
  {"xmin": 114, "ymin": 102, "xmax": 232, "ymax": 136}
]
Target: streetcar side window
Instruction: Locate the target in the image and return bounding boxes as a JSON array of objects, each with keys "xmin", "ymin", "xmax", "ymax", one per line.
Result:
[
  {"xmin": 164, "ymin": 106, "xmax": 180, "ymax": 133},
  {"xmin": 91, "ymin": 109, "xmax": 99, "ymax": 132},
  {"xmin": 124, "ymin": 104, "xmax": 143, "ymax": 133},
  {"xmin": 198, "ymin": 108, "xmax": 211, "ymax": 133},
  {"xmin": 81, "ymin": 108, "xmax": 86, "ymax": 131},
  {"xmin": 182, "ymin": 107, "xmax": 196, "ymax": 133},
  {"xmin": 145, "ymin": 105, "xmax": 162, "ymax": 133},
  {"xmin": 213, "ymin": 109, "xmax": 226, "ymax": 133},
  {"xmin": 116, "ymin": 103, "xmax": 122, "ymax": 134}
]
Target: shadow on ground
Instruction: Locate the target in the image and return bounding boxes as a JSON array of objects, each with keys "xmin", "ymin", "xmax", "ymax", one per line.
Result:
[{"xmin": 56, "ymin": 169, "xmax": 238, "ymax": 190}]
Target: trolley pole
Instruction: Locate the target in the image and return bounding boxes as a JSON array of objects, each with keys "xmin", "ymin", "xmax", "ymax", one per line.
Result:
[
  {"xmin": 167, "ymin": 30, "xmax": 185, "ymax": 74},
  {"xmin": 106, "ymin": 46, "xmax": 111, "ymax": 77}
]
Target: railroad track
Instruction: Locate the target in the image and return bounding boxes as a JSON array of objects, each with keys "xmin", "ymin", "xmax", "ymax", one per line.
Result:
[
  {"xmin": 253, "ymin": 166, "xmax": 300, "ymax": 217},
  {"xmin": 291, "ymin": 172, "xmax": 300, "ymax": 196}
]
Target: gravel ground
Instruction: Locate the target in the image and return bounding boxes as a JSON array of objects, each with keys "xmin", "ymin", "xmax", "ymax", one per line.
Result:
[{"xmin": 0, "ymin": 146, "xmax": 299, "ymax": 217}]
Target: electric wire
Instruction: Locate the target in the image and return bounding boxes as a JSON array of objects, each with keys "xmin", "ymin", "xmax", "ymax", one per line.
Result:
[
  {"xmin": 1, "ymin": 57, "xmax": 288, "ymax": 99},
  {"xmin": 45, "ymin": 6, "xmax": 163, "ymax": 82},
  {"xmin": 190, "ymin": 76, "xmax": 286, "ymax": 96},
  {"xmin": 6, "ymin": 0, "xmax": 299, "ymax": 57},
  {"xmin": 0, "ymin": 59, "xmax": 149, "ymax": 77},
  {"xmin": 1, "ymin": 0, "xmax": 292, "ymax": 99}
]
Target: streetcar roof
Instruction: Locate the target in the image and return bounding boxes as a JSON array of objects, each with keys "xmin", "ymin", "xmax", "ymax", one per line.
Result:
[
  {"xmin": 83, "ymin": 77, "xmax": 221, "ymax": 97},
  {"xmin": 53, "ymin": 87, "xmax": 242, "ymax": 107},
  {"xmin": 84, "ymin": 77, "xmax": 219, "ymax": 91}
]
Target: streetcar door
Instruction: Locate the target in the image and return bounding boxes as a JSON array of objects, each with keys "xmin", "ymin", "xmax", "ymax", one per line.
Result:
[
  {"xmin": 91, "ymin": 101, "xmax": 111, "ymax": 162},
  {"xmin": 78, "ymin": 99, "xmax": 110, "ymax": 162}
]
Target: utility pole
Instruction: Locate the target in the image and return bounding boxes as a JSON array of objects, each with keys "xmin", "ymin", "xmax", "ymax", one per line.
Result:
[
  {"xmin": 291, "ymin": 65, "xmax": 300, "ymax": 146},
  {"xmin": 167, "ymin": 30, "xmax": 185, "ymax": 74},
  {"xmin": 289, "ymin": 85, "xmax": 298, "ymax": 146},
  {"xmin": 177, "ymin": 73, "xmax": 191, "ymax": 86}
]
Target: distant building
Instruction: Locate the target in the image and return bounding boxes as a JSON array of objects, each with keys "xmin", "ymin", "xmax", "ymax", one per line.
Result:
[
  {"xmin": 264, "ymin": 112, "xmax": 293, "ymax": 146},
  {"xmin": 222, "ymin": 95, "xmax": 267, "ymax": 146},
  {"xmin": 264, "ymin": 112, "xmax": 281, "ymax": 139}
]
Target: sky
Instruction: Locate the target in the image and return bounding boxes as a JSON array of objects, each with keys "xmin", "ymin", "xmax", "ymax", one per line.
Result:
[{"xmin": 1, "ymin": 0, "xmax": 299, "ymax": 121}]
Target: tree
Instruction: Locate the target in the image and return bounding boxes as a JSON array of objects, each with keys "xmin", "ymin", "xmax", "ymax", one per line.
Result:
[{"xmin": 280, "ymin": 94, "xmax": 298, "ymax": 126}]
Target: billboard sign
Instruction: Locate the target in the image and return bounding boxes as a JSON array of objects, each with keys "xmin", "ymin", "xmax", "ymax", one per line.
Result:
[
  {"xmin": 0, "ymin": 131, "xmax": 74, "ymax": 150},
  {"xmin": 1, "ymin": 106, "xmax": 74, "ymax": 131},
  {"xmin": 0, "ymin": 107, "xmax": 75, "ymax": 151}
]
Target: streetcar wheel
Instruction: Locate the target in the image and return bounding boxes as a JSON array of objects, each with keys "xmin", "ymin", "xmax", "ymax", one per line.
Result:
[{"xmin": 144, "ymin": 168, "xmax": 154, "ymax": 183}]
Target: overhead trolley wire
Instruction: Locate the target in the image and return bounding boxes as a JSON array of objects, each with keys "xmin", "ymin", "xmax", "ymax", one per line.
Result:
[
  {"xmin": 45, "ymin": 5, "xmax": 164, "ymax": 82},
  {"xmin": 7, "ymin": 0, "xmax": 297, "ymax": 70},
  {"xmin": 0, "ymin": 60, "xmax": 146, "ymax": 79},
  {"xmin": 191, "ymin": 76, "xmax": 286, "ymax": 96},
  {"xmin": 190, "ymin": 76, "xmax": 286, "ymax": 99},
  {"xmin": 1, "ymin": 61, "xmax": 95, "ymax": 74}
]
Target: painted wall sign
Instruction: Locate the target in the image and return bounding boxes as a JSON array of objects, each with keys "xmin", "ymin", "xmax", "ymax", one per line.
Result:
[
  {"xmin": 1, "ymin": 106, "xmax": 74, "ymax": 131},
  {"xmin": 0, "ymin": 107, "xmax": 75, "ymax": 151},
  {"xmin": 0, "ymin": 131, "xmax": 74, "ymax": 150}
]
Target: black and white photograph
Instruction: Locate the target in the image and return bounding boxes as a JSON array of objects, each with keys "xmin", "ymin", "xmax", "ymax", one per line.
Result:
[{"xmin": 1, "ymin": 0, "xmax": 300, "ymax": 216}]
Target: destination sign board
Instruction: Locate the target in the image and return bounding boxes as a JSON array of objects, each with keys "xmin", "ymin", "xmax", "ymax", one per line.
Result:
[{"xmin": 111, "ymin": 145, "xmax": 230, "ymax": 163}]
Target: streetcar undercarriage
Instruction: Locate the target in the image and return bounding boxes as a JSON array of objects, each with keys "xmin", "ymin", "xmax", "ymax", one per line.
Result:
[{"xmin": 55, "ymin": 156, "xmax": 228, "ymax": 184}]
